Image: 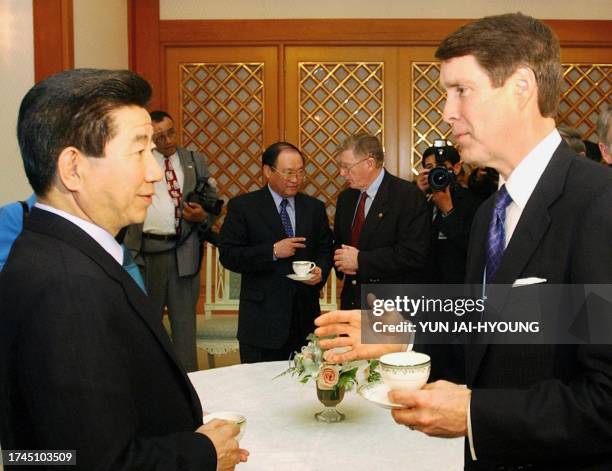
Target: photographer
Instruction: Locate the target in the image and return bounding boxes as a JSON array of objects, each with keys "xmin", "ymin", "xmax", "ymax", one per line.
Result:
[
  {"xmin": 417, "ymin": 142, "xmax": 480, "ymax": 283},
  {"xmin": 125, "ymin": 110, "xmax": 219, "ymax": 372}
]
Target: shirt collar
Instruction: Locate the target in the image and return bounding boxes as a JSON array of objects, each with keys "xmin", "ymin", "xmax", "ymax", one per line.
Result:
[
  {"xmin": 504, "ymin": 129, "xmax": 561, "ymax": 209},
  {"xmin": 267, "ymin": 185, "xmax": 295, "ymax": 210},
  {"xmin": 34, "ymin": 203, "xmax": 124, "ymax": 265},
  {"xmin": 153, "ymin": 149, "xmax": 178, "ymax": 161},
  {"xmin": 364, "ymin": 168, "xmax": 385, "ymax": 198}
]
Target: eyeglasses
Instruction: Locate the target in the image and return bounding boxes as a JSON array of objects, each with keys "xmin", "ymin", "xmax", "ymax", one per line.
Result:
[
  {"xmin": 153, "ymin": 128, "xmax": 176, "ymax": 142},
  {"xmin": 338, "ymin": 156, "xmax": 371, "ymax": 172},
  {"xmin": 271, "ymin": 167, "xmax": 306, "ymax": 180}
]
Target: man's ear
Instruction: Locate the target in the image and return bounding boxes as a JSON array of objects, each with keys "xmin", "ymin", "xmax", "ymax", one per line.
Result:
[
  {"xmin": 56, "ymin": 147, "xmax": 85, "ymax": 191},
  {"xmin": 262, "ymin": 164, "xmax": 272, "ymax": 180},
  {"xmin": 452, "ymin": 161, "xmax": 463, "ymax": 174},
  {"xmin": 512, "ymin": 66, "xmax": 537, "ymax": 108}
]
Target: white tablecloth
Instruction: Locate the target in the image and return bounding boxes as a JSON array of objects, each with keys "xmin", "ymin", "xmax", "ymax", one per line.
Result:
[{"xmin": 189, "ymin": 362, "xmax": 464, "ymax": 471}]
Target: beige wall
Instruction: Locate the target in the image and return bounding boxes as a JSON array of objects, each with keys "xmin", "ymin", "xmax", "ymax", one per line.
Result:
[
  {"xmin": 0, "ymin": 0, "xmax": 34, "ymax": 205},
  {"xmin": 0, "ymin": 0, "xmax": 128, "ymax": 205},
  {"xmin": 160, "ymin": 0, "xmax": 612, "ymax": 20},
  {"xmin": 73, "ymin": 0, "xmax": 128, "ymax": 69}
]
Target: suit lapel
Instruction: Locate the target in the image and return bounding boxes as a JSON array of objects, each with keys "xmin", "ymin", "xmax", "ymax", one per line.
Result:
[
  {"xmin": 359, "ymin": 171, "xmax": 391, "ymax": 249},
  {"xmin": 294, "ymin": 193, "xmax": 308, "ymax": 237},
  {"xmin": 178, "ymin": 148, "xmax": 196, "ymax": 201},
  {"xmin": 256, "ymin": 187, "xmax": 287, "ymax": 239},
  {"xmin": 466, "ymin": 143, "xmax": 571, "ymax": 385},
  {"xmin": 27, "ymin": 209, "xmax": 197, "ymax": 403}
]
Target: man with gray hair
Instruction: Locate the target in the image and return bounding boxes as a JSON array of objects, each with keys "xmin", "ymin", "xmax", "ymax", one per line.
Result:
[
  {"xmin": 597, "ymin": 104, "xmax": 612, "ymax": 164},
  {"xmin": 333, "ymin": 133, "xmax": 430, "ymax": 309}
]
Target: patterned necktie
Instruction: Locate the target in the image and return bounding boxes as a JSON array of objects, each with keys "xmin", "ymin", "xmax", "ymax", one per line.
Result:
[
  {"xmin": 279, "ymin": 198, "xmax": 294, "ymax": 237},
  {"xmin": 164, "ymin": 156, "xmax": 183, "ymax": 235},
  {"xmin": 485, "ymin": 185, "xmax": 513, "ymax": 282},
  {"xmin": 122, "ymin": 245, "xmax": 147, "ymax": 293},
  {"xmin": 351, "ymin": 192, "xmax": 368, "ymax": 248}
]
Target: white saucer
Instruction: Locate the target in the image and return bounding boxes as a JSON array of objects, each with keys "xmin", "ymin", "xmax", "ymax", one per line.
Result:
[
  {"xmin": 358, "ymin": 382, "xmax": 404, "ymax": 409},
  {"xmin": 287, "ymin": 273, "xmax": 314, "ymax": 281}
]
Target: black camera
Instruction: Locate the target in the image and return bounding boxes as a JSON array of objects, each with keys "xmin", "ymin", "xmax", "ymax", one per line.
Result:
[
  {"xmin": 426, "ymin": 140, "xmax": 458, "ymax": 191},
  {"xmin": 186, "ymin": 177, "xmax": 224, "ymax": 215}
]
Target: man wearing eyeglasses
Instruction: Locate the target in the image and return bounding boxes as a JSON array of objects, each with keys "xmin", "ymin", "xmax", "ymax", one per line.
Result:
[
  {"xmin": 124, "ymin": 110, "xmax": 218, "ymax": 372},
  {"xmin": 334, "ymin": 133, "xmax": 431, "ymax": 309},
  {"xmin": 219, "ymin": 142, "xmax": 334, "ymax": 363}
]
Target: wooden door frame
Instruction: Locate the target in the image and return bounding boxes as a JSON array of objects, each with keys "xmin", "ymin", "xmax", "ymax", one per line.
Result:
[{"xmin": 128, "ymin": 0, "xmax": 612, "ymax": 106}]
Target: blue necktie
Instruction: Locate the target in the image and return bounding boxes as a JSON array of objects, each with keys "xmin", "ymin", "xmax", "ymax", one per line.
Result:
[
  {"xmin": 122, "ymin": 245, "xmax": 147, "ymax": 293},
  {"xmin": 279, "ymin": 199, "xmax": 294, "ymax": 238},
  {"xmin": 485, "ymin": 185, "xmax": 513, "ymax": 282}
]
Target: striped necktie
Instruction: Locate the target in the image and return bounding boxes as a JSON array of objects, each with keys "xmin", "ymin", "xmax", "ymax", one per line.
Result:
[
  {"xmin": 485, "ymin": 185, "xmax": 513, "ymax": 282},
  {"xmin": 279, "ymin": 199, "xmax": 294, "ymax": 237}
]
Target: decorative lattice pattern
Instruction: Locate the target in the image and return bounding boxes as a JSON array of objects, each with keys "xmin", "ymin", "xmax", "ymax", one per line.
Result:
[
  {"xmin": 180, "ymin": 63, "xmax": 265, "ymax": 209},
  {"xmin": 412, "ymin": 62, "xmax": 450, "ymax": 171},
  {"xmin": 299, "ymin": 62, "xmax": 384, "ymax": 219},
  {"xmin": 411, "ymin": 62, "xmax": 611, "ymax": 172},
  {"xmin": 558, "ymin": 64, "xmax": 611, "ymax": 141}
]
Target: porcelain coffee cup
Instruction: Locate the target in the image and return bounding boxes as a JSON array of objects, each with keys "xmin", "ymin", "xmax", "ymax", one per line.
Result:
[
  {"xmin": 292, "ymin": 261, "xmax": 315, "ymax": 276},
  {"xmin": 379, "ymin": 351, "xmax": 431, "ymax": 391},
  {"xmin": 202, "ymin": 411, "xmax": 247, "ymax": 441}
]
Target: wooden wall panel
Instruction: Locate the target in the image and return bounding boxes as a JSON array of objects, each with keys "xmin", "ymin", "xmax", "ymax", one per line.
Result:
[{"xmin": 33, "ymin": 0, "xmax": 74, "ymax": 83}]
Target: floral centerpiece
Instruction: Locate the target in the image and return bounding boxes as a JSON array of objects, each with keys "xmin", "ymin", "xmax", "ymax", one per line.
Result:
[{"xmin": 278, "ymin": 334, "xmax": 380, "ymax": 422}]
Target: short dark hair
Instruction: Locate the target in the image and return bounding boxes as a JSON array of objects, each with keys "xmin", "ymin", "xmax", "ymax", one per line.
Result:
[
  {"xmin": 261, "ymin": 142, "xmax": 304, "ymax": 168},
  {"xmin": 17, "ymin": 68, "xmax": 152, "ymax": 196},
  {"xmin": 423, "ymin": 145, "xmax": 460, "ymax": 165},
  {"xmin": 435, "ymin": 13, "xmax": 561, "ymax": 118},
  {"xmin": 150, "ymin": 110, "xmax": 173, "ymax": 123}
]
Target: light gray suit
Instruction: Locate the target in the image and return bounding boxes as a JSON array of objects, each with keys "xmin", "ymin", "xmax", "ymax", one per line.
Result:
[{"xmin": 125, "ymin": 147, "xmax": 218, "ymax": 372}]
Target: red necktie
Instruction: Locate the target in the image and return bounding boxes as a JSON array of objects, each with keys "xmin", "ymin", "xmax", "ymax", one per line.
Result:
[
  {"xmin": 164, "ymin": 156, "xmax": 183, "ymax": 235},
  {"xmin": 350, "ymin": 192, "xmax": 368, "ymax": 247}
]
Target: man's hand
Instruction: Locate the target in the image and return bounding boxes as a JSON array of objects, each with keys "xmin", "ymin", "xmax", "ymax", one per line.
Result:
[
  {"xmin": 196, "ymin": 420, "xmax": 249, "ymax": 470},
  {"xmin": 274, "ymin": 237, "xmax": 306, "ymax": 258},
  {"xmin": 300, "ymin": 265, "xmax": 322, "ymax": 285},
  {"xmin": 430, "ymin": 186, "xmax": 453, "ymax": 214},
  {"xmin": 416, "ymin": 169, "xmax": 430, "ymax": 193},
  {"xmin": 182, "ymin": 202, "xmax": 207, "ymax": 223},
  {"xmin": 334, "ymin": 244, "xmax": 359, "ymax": 275},
  {"xmin": 314, "ymin": 309, "xmax": 405, "ymax": 363},
  {"xmin": 389, "ymin": 380, "xmax": 471, "ymax": 438}
]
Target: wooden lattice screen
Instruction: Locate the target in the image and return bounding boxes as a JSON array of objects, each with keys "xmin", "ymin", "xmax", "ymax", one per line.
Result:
[
  {"xmin": 298, "ymin": 62, "xmax": 384, "ymax": 219},
  {"xmin": 180, "ymin": 62, "xmax": 266, "ymax": 217}
]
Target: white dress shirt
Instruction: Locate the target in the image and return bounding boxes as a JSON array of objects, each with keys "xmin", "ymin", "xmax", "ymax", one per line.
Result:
[{"xmin": 143, "ymin": 149, "xmax": 185, "ymax": 235}]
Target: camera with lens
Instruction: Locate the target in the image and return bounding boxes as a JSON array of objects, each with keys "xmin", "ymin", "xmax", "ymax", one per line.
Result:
[
  {"xmin": 426, "ymin": 139, "xmax": 458, "ymax": 192},
  {"xmin": 186, "ymin": 177, "xmax": 224, "ymax": 216}
]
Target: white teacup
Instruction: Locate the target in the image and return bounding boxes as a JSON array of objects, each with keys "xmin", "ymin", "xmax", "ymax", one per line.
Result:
[
  {"xmin": 292, "ymin": 261, "xmax": 315, "ymax": 277},
  {"xmin": 379, "ymin": 351, "xmax": 431, "ymax": 391},
  {"xmin": 202, "ymin": 411, "xmax": 247, "ymax": 441}
]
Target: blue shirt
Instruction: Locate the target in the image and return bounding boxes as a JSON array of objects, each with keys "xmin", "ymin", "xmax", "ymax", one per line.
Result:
[{"xmin": 0, "ymin": 194, "xmax": 36, "ymax": 271}]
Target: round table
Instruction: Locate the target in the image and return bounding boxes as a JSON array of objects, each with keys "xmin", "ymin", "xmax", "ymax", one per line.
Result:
[{"xmin": 189, "ymin": 362, "xmax": 464, "ymax": 470}]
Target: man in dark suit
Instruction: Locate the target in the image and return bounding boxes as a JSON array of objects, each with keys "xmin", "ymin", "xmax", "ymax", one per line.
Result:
[
  {"xmin": 219, "ymin": 142, "xmax": 333, "ymax": 363},
  {"xmin": 315, "ymin": 13, "xmax": 612, "ymax": 471},
  {"xmin": 333, "ymin": 133, "xmax": 430, "ymax": 309},
  {"xmin": 415, "ymin": 144, "xmax": 480, "ymax": 283},
  {"xmin": 0, "ymin": 69, "xmax": 247, "ymax": 470},
  {"xmin": 124, "ymin": 110, "xmax": 218, "ymax": 372}
]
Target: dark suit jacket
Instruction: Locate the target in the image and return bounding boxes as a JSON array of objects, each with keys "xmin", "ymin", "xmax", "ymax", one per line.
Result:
[
  {"xmin": 218, "ymin": 188, "xmax": 334, "ymax": 349},
  {"xmin": 0, "ymin": 209, "xmax": 216, "ymax": 471},
  {"xmin": 427, "ymin": 185, "xmax": 480, "ymax": 283},
  {"xmin": 463, "ymin": 142, "xmax": 612, "ymax": 470},
  {"xmin": 334, "ymin": 171, "xmax": 431, "ymax": 309}
]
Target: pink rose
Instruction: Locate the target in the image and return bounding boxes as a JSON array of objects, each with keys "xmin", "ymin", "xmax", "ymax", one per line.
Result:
[{"xmin": 317, "ymin": 364, "xmax": 341, "ymax": 390}]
